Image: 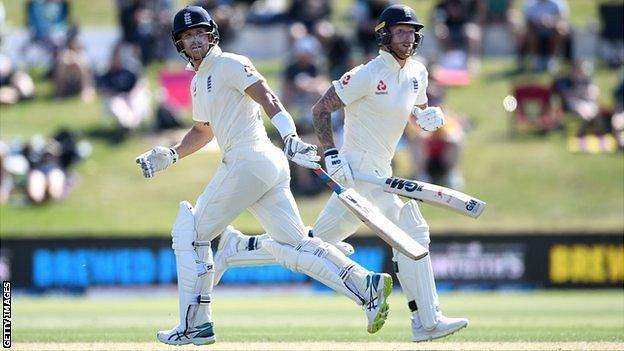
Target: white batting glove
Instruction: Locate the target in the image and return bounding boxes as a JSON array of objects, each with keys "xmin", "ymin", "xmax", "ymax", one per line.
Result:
[
  {"xmin": 283, "ymin": 135, "xmax": 321, "ymax": 170},
  {"xmin": 135, "ymin": 146, "xmax": 178, "ymax": 178},
  {"xmin": 413, "ymin": 106, "xmax": 445, "ymax": 131},
  {"xmin": 324, "ymin": 148, "xmax": 354, "ymax": 187}
]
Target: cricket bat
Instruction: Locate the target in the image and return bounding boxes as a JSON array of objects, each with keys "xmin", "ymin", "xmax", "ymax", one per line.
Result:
[
  {"xmin": 313, "ymin": 168, "xmax": 428, "ymax": 260},
  {"xmin": 354, "ymin": 172, "xmax": 486, "ymax": 218}
]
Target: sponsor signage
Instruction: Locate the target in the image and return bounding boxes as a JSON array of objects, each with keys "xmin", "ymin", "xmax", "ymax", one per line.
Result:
[{"xmin": 0, "ymin": 234, "xmax": 621, "ymax": 290}]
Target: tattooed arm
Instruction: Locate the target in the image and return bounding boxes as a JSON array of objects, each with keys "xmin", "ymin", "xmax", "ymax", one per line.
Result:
[{"xmin": 312, "ymin": 85, "xmax": 345, "ymax": 151}]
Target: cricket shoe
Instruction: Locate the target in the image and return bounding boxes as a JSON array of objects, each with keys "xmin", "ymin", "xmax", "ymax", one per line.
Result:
[
  {"xmin": 157, "ymin": 322, "xmax": 216, "ymax": 345},
  {"xmin": 213, "ymin": 226, "xmax": 244, "ymax": 285},
  {"xmin": 411, "ymin": 315, "xmax": 468, "ymax": 342},
  {"xmin": 363, "ymin": 273, "xmax": 393, "ymax": 333}
]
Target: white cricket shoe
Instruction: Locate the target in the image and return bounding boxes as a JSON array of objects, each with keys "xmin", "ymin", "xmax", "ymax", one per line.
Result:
[
  {"xmin": 411, "ymin": 315, "xmax": 468, "ymax": 342},
  {"xmin": 213, "ymin": 226, "xmax": 244, "ymax": 285},
  {"xmin": 157, "ymin": 322, "xmax": 216, "ymax": 345},
  {"xmin": 363, "ymin": 273, "xmax": 393, "ymax": 333}
]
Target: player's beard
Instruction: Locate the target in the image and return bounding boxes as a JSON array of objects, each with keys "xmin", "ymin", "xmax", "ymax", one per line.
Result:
[{"xmin": 391, "ymin": 41, "xmax": 413, "ymax": 60}]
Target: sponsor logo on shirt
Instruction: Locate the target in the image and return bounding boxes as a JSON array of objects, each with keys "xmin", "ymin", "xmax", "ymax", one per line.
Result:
[
  {"xmin": 192, "ymin": 80, "xmax": 197, "ymax": 96},
  {"xmin": 207, "ymin": 76, "xmax": 212, "ymax": 92},
  {"xmin": 243, "ymin": 64, "xmax": 255, "ymax": 77},
  {"xmin": 375, "ymin": 80, "xmax": 388, "ymax": 95},
  {"xmin": 412, "ymin": 78, "xmax": 418, "ymax": 92}
]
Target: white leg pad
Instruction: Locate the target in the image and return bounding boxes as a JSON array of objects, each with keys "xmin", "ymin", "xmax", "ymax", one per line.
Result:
[
  {"xmin": 171, "ymin": 201, "xmax": 214, "ymax": 332},
  {"xmin": 393, "ymin": 201, "xmax": 441, "ymax": 331},
  {"xmin": 225, "ymin": 234, "xmax": 277, "ymax": 267},
  {"xmin": 262, "ymin": 237, "xmax": 369, "ymax": 305},
  {"xmin": 225, "ymin": 232, "xmax": 355, "ymax": 267}
]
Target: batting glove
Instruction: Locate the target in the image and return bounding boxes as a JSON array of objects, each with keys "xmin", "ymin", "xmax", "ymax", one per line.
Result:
[
  {"xmin": 413, "ymin": 106, "xmax": 445, "ymax": 131},
  {"xmin": 283, "ymin": 135, "xmax": 321, "ymax": 170},
  {"xmin": 324, "ymin": 148, "xmax": 354, "ymax": 187},
  {"xmin": 135, "ymin": 146, "xmax": 178, "ymax": 178}
]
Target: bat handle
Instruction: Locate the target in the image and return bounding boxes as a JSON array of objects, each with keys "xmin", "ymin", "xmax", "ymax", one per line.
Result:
[{"xmin": 313, "ymin": 168, "xmax": 346, "ymax": 194}]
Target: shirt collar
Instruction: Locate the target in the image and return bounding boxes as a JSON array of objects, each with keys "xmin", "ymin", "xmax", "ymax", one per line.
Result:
[
  {"xmin": 379, "ymin": 49, "xmax": 407, "ymax": 71},
  {"xmin": 186, "ymin": 45, "xmax": 223, "ymax": 72}
]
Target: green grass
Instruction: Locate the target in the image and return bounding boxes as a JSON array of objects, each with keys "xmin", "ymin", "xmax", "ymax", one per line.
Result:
[
  {"xmin": 1, "ymin": 57, "xmax": 622, "ymax": 237},
  {"xmin": 10, "ymin": 290, "xmax": 624, "ymax": 342}
]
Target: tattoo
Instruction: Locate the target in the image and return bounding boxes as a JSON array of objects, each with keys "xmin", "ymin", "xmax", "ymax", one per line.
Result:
[{"xmin": 312, "ymin": 86, "xmax": 345, "ymax": 151}]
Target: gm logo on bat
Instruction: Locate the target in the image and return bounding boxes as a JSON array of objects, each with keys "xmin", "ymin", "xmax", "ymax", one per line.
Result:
[
  {"xmin": 385, "ymin": 177, "xmax": 423, "ymax": 192},
  {"xmin": 465, "ymin": 199, "xmax": 480, "ymax": 213}
]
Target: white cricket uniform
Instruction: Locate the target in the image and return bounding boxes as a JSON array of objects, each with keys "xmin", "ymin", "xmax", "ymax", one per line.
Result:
[
  {"xmin": 314, "ymin": 50, "xmax": 430, "ymax": 243},
  {"xmin": 190, "ymin": 46, "xmax": 306, "ymax": 246}
]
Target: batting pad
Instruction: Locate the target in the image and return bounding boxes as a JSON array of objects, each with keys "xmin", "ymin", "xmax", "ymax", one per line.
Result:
[
  {"xmin": 263, "ymin": 237, "xmax": 367, "ymax": 305},
  {"xmin": 394, "ymin": 201, "xmax": 441, "ymax": 330},
  {"xmin": 171, "ymin": 201, "xmax": 214, "ymax": 332}
]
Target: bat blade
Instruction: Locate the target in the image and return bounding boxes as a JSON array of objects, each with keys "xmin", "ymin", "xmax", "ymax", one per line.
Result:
[
  {"xmin": 313, "ymin": 168, "xmax": 428, "ymax": 260},
  {"xmin": 337, "ymin": 188, "xmax": 428, "ymax": 260},
  {"xmin": 354, "ymin": 173, "xmax": 486, "ymax": 218}
]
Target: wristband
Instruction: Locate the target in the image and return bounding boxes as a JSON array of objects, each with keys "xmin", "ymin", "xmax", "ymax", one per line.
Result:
[
  {"xmin": 324, "ymin": 148, "xmax": 338, "ymax": 157},
  {"xmin": 271, "ymin": 111, "xmax": 297, "ymax": 140},
  {"xmin": 170, "ymin": 148, "xmax": 179, "ymax": 163}
]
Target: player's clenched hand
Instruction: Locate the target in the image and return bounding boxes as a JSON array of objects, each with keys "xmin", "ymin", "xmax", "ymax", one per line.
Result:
[
  {"xmin": 413, "ymin": 106, "xmax": 445, "ymax": 131},
  {"xmin": 135, "ymin": 146, "xmax": 178, "ymax": 178},
  {"xmin": 324, "ymin": 148, "xmax": 354, "ymax": 187},
  {"xmin": 283, "ymin": 135, "xmax": 321, "ymax": 170}
]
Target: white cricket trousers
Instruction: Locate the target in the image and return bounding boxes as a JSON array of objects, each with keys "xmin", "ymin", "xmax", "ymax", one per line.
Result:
[
  {"xmin": 313, "ymin": 149, "xmax": 426, "ymax": 243},
  {"xmin": 194, "ymin": 141, "xmax": 306, "ymax": 246}
]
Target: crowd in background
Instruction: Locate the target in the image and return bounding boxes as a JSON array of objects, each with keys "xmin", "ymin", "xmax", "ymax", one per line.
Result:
[{"xmin": 0, "ymin": 0, "xmax": 623, "ymax": 204}]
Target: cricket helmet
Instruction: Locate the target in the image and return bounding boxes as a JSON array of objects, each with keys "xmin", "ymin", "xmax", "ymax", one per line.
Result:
[
  {"xmin": 375, "ymin": 4, "xmax": 424, "ymax": 55},
  {"xmin": 171, "ymin": 6, "xmax": 219, "ymax": 60}
]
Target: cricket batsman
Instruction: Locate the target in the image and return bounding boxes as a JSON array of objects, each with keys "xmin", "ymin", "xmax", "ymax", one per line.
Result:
[
  {"xmin": 135, "ymin": 6, "xmax": 394, "ymax": 346},
  {"xmin": 215, "ymin": 4, "xmax": 468, "ymax": 342}
]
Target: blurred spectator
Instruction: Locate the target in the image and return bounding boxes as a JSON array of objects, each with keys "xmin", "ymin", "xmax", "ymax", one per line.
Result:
[
  {"xmin": 282, "ymin": 31, "xmax": 328, "ymax": 129},
  {"xmin": 0, "ymin": 139, "xmax": 29, "ymax": 205},
  {"xmin": 117, "ymin": 0, "xmax": 173, "ymax": 65},
  {"xmin": 610, "ymin": 75, "xmax": 624, "ymax": 149},
  {"xmin": 194, "ymin": 0, "xmax": 244, "ymax": 47},
  {"xmin": 98, "ymin": 43, "xmax": 151, "ymax": 139},
  {"xmin": 314, "ymin": 21, "xmax": 353, "ymax": 81},
  {"xmin": 24, "ymin": 134, "xmax": 67, "ymax": 203},
  {"xmin": 520, "ymin": 0, "xmax": 571, "ymax": 72},
  {"xmin": 26, "ymin": 0, "xmax": 71, "ymax": 51},
  {"xmin": 406, "ymin": 77, "xmax": 467, "ymax": 190},
  {"xmin": 431, "ymin": 0, "xmax": 484, "ymax": 72},
  {"xmin": 481, "ymin": 0, "xmax": 523, "ymax": 54},
  {"xmin": 282, "ymin": 30, "xmax": 329, "ymax": 196},
  {"xmin": 481, "ymin": 0, "xmax": 512, "ymax": 24},
  {"xmin": 287, "ymin": 0, "xmax": 331, "ymax": 31},
  {"xmin": 23, "ymin": 0, "xmax": 72, "ymax": 70},
  {"xmin": 0, "ymin": 52, "xmax": 35, "ymax": 105},
  {"xmin": 552, "ymin": 61, "xmax": 610, "ymax": 137},
  {"xmin": 52, "ymin": 27, "xmax": 95, "ymax": 102},
  {"xmin": 597, "ymin": 1, "xmax": 624, "ymax": 68},
  {"xmin": 0, "ymin": 131, "xmax": 90, "ymax": 205},
  {"xmin": 0, "ymin": 141, "xmax": 12, "ymax": 204},
  {"xmin": 353, "ymin": 0, "xmax": 391, "ymax": 58}
]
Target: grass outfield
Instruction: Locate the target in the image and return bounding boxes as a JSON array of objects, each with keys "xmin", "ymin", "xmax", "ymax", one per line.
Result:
[
  {"xmin": 1, "ymin": 58, "xmax": 622, "ymax": 237},
  {"xmin": 9, "ymin": 290, "xmax": 624, "ymax": 350}
]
